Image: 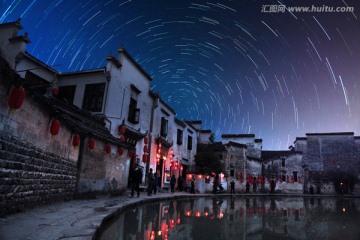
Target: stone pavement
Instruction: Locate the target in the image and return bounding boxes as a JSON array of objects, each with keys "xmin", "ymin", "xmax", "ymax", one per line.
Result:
[{"xmin": 0, "ymin": 190, "xmax": 196, "ymax": 240}]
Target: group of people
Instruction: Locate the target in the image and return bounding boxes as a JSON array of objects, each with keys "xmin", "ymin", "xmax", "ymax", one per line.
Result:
[
  {"xmin": 146, "ymin": 168, "xmax": 159, "ymax": 196},
  {"xmin": 131, "ymin": 167, "xmax": 198, "ymax": 197},
  {"xmin": 129, "ymin": 165, "xmax": 143, "ymax": 198}
]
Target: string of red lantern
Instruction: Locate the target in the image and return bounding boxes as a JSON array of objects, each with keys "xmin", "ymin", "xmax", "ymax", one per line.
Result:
[
  {"xmin": 156, "ymin": 142, "xmax": 162, "ymax": 163},
  {"xmin": 118, "ymin": 147, "xmax": 124, "ymax": 155},
  {"xmin": 105, "ymin": 144, "xmax": 111, "ymax": 154},
  {"xmin": 8, "ymin": 86, "xmax": 26, "ymax": 111},
  {"xmin": 72, "ymin": 134, "xmax": 80, "ymax": 147},
  {"xmin": 120, "ymin": 135, "xmax": 125, "ymax": 142},
  {"xmin": 51, "ymin": 87, "xmax": 59, "ymax": 96},
  {"xmin": 142, "ymin": 136, "xmax": 149, "ymax": 163},
  {"xmin": 142, "ymin": 154, "xmax": 147, "ymax": 163},
  {"xmin": 128, "ymin": 149, "xmax": 133, "ymax": 157},
  {"xmin": 50, "ymin": 119, "xmax": 61, "ymax": 136},
  {"xmin": 119, "ymin": 125, "xmax": 126, "ymax": 135},
  {"xmin": 88, "ymin": 137, "xmax": 95, "ymax": 150}
]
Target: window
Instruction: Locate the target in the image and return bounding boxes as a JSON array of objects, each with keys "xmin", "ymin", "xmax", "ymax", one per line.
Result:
[
  {"xmin": 160, "ymin": 117, "xmax": 168, "ymax": 138},
  {"xmin": 58, "ymin": 85, "xmax": 76, "ymax": 104},
  {"xmin": 82, "ymin": 83, "xmax": 105, "ymax": 112},
  {"xmin": 293, "ymin": 171, "xmax": 298, "ymax": 182},
  {"xmin": 128, "ymin": 97, "xmax": 140, "ymax": 124},
  {"xmin": 187, "ymin": 136, "xmax": 193, "ymax": 150},
  {"xmin": 230, "ymin": 169, "xmax": 234, "ymax": 177},
  {"xmin": 177, "ymin": 129, "xmax": 183, "ymax": 145},
  {"xmin": 281, "ymin": 158, "xmax": 285, "ymax": 167}
]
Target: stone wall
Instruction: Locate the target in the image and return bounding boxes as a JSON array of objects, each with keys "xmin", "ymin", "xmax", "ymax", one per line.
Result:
[
  {"xmin": 1, "ymin": 71, "xmax": 79, "ymax": 214},
  {"xmin": 75, "ymin": 137, "xmax": 130, "ymax": 197},
  {"xmin": 0, "ymin": 132, "xmax": 77, "ymax": 215}
]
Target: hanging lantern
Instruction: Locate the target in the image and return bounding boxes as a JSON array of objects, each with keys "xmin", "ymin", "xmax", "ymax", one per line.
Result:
[
  {"xmin": 105, "ymin": 144, "xmax": 111, "ymax": 154},
  {"xmin": 51, "ymin": 87, "xmax": 59, "ymax": 96},
  {"xmin": 119, "ymin": 125, "xmax": 126, "ymax": 135},
  {"xmin": 8, "ymin": 86, "xmax": 26, "ymax": 110},
  {"xmin": 144, "ymin": 136, "xmax": 149, "ymax": 144},
  {"xmin": 50, "ymin": 119, "xmax": 61, "ymax": 135},
  {"xmin": 142, "ymin": 154, "xmax": 147, "ymax": 163},
  {"xmin": 72, "ymin": 134, "xmax": 80, "ymax": 147},
  {"xmin": 143, "ymin": 145, "xmax": 148, "ymax": 152},
  {"xmin": 118, "ymin": 147, "xmax": 124, "ymax": 155},
  {"xmin": 89, "ymin": 137, "xmax": 95, "ymax": 150},
  {"xmin": 120, "ymin": 135, "xmax": 125, "ymax": 142},
  {"xmin": 128, "ymin": 150, "xmax": 133, "ymax": 157}
]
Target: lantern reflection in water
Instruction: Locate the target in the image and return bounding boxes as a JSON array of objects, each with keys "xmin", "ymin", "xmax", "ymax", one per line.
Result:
[{"xmin": 98, "ymin": 197, "xmax": 360, "ymax": 240}]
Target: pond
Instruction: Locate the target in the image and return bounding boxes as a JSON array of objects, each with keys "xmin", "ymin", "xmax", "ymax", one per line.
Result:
[{"xmin": 97, "ymin": 196, "xmax": 360, "ymax": 240}]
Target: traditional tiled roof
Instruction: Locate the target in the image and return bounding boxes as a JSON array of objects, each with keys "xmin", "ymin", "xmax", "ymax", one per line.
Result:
[
  {"xmin": 306, "ymin": 132, "xmax": 354, "ymax": 136},
  {"xmin": 32, "ymin": 93, "xmax": 132, "ymax": 148},
  {"xmin": 58, "ymin": 68, "xmax": 107, "ymax": 77},
  {"xmin": 308, "ymin": 171, "xmax": 330, "ymax": 180},
  {"xmin": 222, "ymin": 133, "xmax": 255, "ymax": 138},
  {"xmin": 0, "ymin": 18, "xmax": 22, "ymax": 29},
  {"xmin": 16, "ymin": 51, "xmax": 58, "ymax": 74},
  {"xmin": 200, "ymin": 129, "xmax": 212, "ymax": 133},
  {"xmin": 197, "ymin": 142, "xmax": 226, "ymax": 152},
  {"xmin": 226, "ymin": 141, "xmax": 247, "ymax": 148},
  {"xmin": 261, "ymin": 150, "xmax": 301, "ymax": 160},
  {"xmin": 174, "ymin": 118, "xmax": 186, "ymax": 127},
  {"xmin": 246, "ymin": 155, "xmax": 262, "ymax": 161}
]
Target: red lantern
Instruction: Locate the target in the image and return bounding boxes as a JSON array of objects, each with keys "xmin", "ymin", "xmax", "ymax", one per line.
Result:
[
  {"xmin": 51, "ymin": 87, "xmax": 59, "ymax": 96},
  {"xmin": 144, "ymin": 137, "xmax": 149, "ymax": 144},
  {"xmin": 142, "ymin": 154, "xmax": 147, "ymax": 163},
  {"xmin": 105, "ymin": 144, "xmax": 111, "ymax": 154},
  {"xmin": 72, "ymin": 134, "xmax": 80, "ymax": 147},
  {"xmin": 118, "ymin": 147, "xmax": 124, "ymax": 155},
  {"xmin": 143, "ymin": 145, "xmax": 148, "ymax": 152},
  {"xmin": 89, "ymin": 137, "xmax": 95, "ymax": 150},
  {"xmin": 120, "ymin": 135, "xmax": 125, "ymax": 142},
  {"xmin": 8, "ymin": 86, "xmax": 26, "ymax": 110},
  {"xmin": 128, "ymin": 150, "xmax": 133, "ymax": 157},
  {"xmin": 50, "ymin": 119, "xmax": 61, "ymax": 135},
  {"xmin": 119, "ymin": 125, "xmax": 126, "ymax": 135}
]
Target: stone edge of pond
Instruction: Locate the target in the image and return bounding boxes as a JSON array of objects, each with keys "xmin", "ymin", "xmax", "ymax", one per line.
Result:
[{"xmin": 91, "ymin": 193, "xmax": 360, "ymax": 240}]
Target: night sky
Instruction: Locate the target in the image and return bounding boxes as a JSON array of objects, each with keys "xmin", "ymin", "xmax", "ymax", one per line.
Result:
[{"xmin": 1, "ymin": 0, "xmax": 359, "ymax": 150}]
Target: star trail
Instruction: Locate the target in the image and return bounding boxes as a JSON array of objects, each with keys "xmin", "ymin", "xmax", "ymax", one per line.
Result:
[{"xmin": 1, "ymin": 0, "xmax": 359, "ymax": 150}]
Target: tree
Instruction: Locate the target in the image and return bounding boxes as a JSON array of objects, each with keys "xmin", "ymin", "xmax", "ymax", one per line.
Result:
[
  {"xmin": 209, "ymin": 133, "xmax": 215, "ymax": 144},
  {"xmin": 194, "ymin": 144, "xmax": 224, "ymax": 175}
]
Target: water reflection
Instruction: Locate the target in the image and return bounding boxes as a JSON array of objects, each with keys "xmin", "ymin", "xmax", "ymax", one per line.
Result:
[{"xmin": 98, "ymin": 196, "xmax": 360, "ymax": 240}]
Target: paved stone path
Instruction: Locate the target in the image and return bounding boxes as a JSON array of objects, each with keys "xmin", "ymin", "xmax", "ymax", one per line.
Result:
[{"xmin": 0, "ymin": 191, "xmax": 197, "ymax": 240}]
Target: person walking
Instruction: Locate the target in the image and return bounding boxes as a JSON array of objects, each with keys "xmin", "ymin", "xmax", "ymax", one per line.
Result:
[
  {"xmin": 134, "ymin": 167, "xmax": 142, "ymax": 197},
  {"xmin": 153, "ymin": 171, "xmax": 158, "ymax": 194},
  {"xmin": 177, "ymin": 176, "xmax": 183, "ymax": 191},
  {"xmin": 130, "ymin": 166, "xmax": 136, "ymax": 197},
  {"xmin": 246, "ymin": 182, "xmax": 250, "ymax": 193},
  {"xmin": 170, "ymin": 175, "xmax": 176, "ymax": 193},
  {"xmin": 190, "ymin": 177, "xmax": 195, "ymax": 194},
  {"xmin": 253, "ymin": 182, "xmax": 257, "ymax": 193},
  {"xmin": 147, "ymin": 168, "xmax": 154, "ymax": 196},
  {"xmin": 230, "ymin": 179, "xmax": 235, "ymax": 194}
]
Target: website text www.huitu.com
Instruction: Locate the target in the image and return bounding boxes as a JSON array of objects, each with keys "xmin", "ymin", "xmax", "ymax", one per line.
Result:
[{"xmin": 261, "ymin": 4, "xmax": 354, "ymax": 13}]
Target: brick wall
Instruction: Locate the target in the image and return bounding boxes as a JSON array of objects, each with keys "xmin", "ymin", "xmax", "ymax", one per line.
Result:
[
  {"xmin": 0, "ymin": 132, "xmax": 77, "ymax": 215},
  {"xmin": 0, "ymin": 81, "xmax": 79, "ymax": 215}
]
